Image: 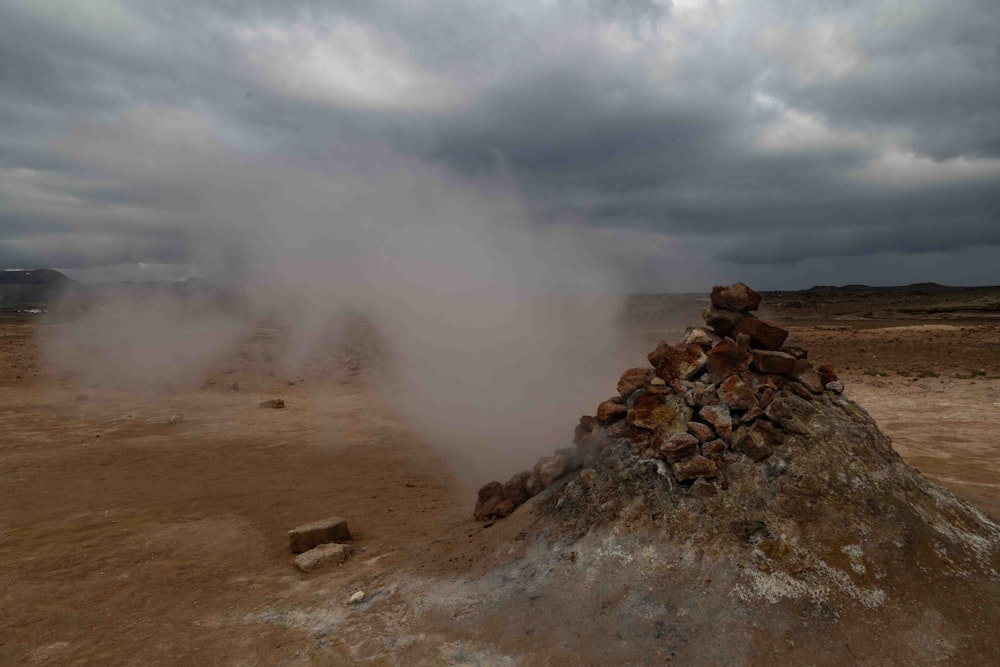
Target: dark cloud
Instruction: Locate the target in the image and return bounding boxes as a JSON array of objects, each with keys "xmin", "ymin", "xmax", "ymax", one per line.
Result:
[{"xmin": 0, "ymin": 0, "xmax": 998, "ymax": 288}]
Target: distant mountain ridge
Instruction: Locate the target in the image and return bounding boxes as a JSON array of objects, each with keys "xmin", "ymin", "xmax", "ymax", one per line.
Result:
[
  {"xmin": 0, "ymin": 269, "xmax": 76, "ymax": 309},
  {"xmin": 0, "ymin": 268, "xmax": 75, "ymax": 287}
]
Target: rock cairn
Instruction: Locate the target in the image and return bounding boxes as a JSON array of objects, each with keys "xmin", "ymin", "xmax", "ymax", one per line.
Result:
[{"xmin": 474, "ymin": 282, "xmax": 842, "ymax": 521}]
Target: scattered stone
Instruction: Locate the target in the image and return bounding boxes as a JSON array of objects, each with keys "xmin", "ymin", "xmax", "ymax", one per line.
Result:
[
  {"xmin": 732, "ymin": 318, "xmax": 789, "ymax": 351},
  {"xmin": 780, "ymin": 345, "xmax": 809, "ymax": 360},
  {"xmin": 717, "ymin": 375, "xmax": 758, "ymax": 412},
  {"xmin": 650, "ymin": 376, "xmax": 666, "ymax": 386},
  {"xmin": 259, "ymin": 398, "xmax": 285, "ymax": 409},
  {"xmin": 701, "ymin": 439, "xmax": 727, "ymax": 455},
  {"xmin": 701, "ymin": 306, "xmax": 748, "ymax": 337},
  {"xmin": 735, "ymin": 427, "xmax": 773, "ymax": 462},
  {"xmin": 764, "ymin": 392, "xmax": 816, "ymax": 434},
  {"xmin": 751, "ymin": 419, "xmax": 785, "ymax": 446},
  {"xmin": 535, "ymin": 451, "xmax": 570, "ymax": 486},
  {"xmin": 792, "ymin": 361, "xmax": 824, "ymax": 394},
  {"xmin": 348, "ymin": 591, "xmax": 365, "ymax": 604},
  {"xmin": 626, "ymin": 393, "xmax": 692, "ymax": 434},
  {"xmin": 826, "ymin": 381, "xmax": 845, "ymax": 394},
  {"xmin": 168, "ymin": 414, "xmax": 183, "ymax": 425},
  {"xmin": 617, "ymin": 367, "xmax": 652, "ymax": 397},
  {"xmin": 710, "ymin": 282, "xmax": 761, "ymax": 312},
  {"xmin": 294, "ymin": 543, "xmax": 353, "ymax": 573},
  {"xmin": 751, "ymin": 350, "xmax": 798, "ymax": 376},
  {"xmin": 289, "ymin": 517, "xmax": 352, "ymax": 554}
]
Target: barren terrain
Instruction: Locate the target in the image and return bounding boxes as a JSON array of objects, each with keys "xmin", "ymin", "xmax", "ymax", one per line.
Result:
[{"xmin": 1, "ymin": 286, "xmax": 999, "ymax": 664}]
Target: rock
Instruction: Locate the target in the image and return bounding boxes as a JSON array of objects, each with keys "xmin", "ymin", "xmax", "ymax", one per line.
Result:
[
  {"xmin": 687, "ymin": 421, "xmax": 715, "ymax": 443},
  {"xmin": 626, "ymin": 394, "xmax": 692, "ymax": 435},
  {"xmin": 788, "ymin": 381, "xmax": 813, "ymax": 400},
  {"xmin": 535, "ymin": 451, "xmax": 570, "ymax": 486},
  {"xmin": 618, "ymin": 367, "xmax": 652, "ymax": 397},
  {"xmin": 735, "ymin": 427, "xmax": 772, "ymax": 462},
  {"xmin": 702, "ymin": 438, "xmax": 727, "ymax": 455},
  {"xmin": 701, "ymin": 306, "xmax": 748, "ymax": 337},
  {"xmin": 826, "ymin": 380, "xmax": 845, "ymax": 394},
  {"xmin": 692, "ymin": 382, "xmax": 720, "ymax": 407},
  {"xmin": 659, "ymin": 433, "xmax": 700, "ymax": 463},
  {"xmin": 259, "ymin": 398, "xmax": 285, "ymax": 409},
  {"xmin": 167, "ymin": 414, "xmax": 183, "ymax": 424},
  {"xmin": 672, "ymin": 455, "xmax": 719, "ymax": 481},
  {"xmin": 348, "ymin": 590, "xmax": 365, "ymax": 604},
  {"xmin": 524, "ymin": 472, "xmax": 545, "ymax": 497},
  {"xmin": 792, "ymin": 360, "xmax": 824, "ymax": 394},
  {"xmin": 706, "ymin": 339, "xmax": 750, "ymax": 385},
  {"xmin": 751, "ymin": 419, "xmax": 785, "ymax": 446},
  {"xmin": 690, "ymin": 477, "xmax": 717, "ymax": 498},
  {"xmin": 579, "ymin": 468, "xmax": 598, "ymax": 488},
  {"xmin": 650, "ymin": 376, "xmax": 666, "ymax": 386},
  {"xmin": 503, "ymin": 474, "xmax": 530, "ymax": 506},
  {"xmin": 818, "ymin": 363, "xmax": 839, "ymax": 385},
  {"xmin": 780, "ymin": 345, "xmax": 809, "ymax": 360},
  {"xmin": 294, "ymin": 543, "xmax": 353, "ymax": 573},
  {"xmin": 699, "ymin": 404, "xmax": 734, "ymax": 441},
  {"xmin": 732, "ymin": 318, "xmax": 789, "ymax": 351},
  {"xmin": 649, "ymin": 342, "xmax": 708, "ymax": 382},
  {"xmin": 710, "ymin": 282, "xmax": 761, "ymax": 312},
  {"xmin": 680, "ymin": 327, "xmax": 721, "ymax": 349},
  {"xmin": 757, "ymin": 387, "xmax": 776, "ymax": 408},
  {"xmin": 717, "ymin": 376, "xmax": 758, "ymax": 412},
  {"xmin": 596, "ymin": 399, "xmax": 628, "ymax": 424},
  {"xmin": 764, "ymin": 392, "xmax": 816, "ymax": 434},
  {"xmin": 739, "ymin": 406, "xmax": 764, "ymax": 423},
  {"xmin": 289, "ymin": 517, "xmax": 352, "ymax": 554},
  {"xmin": 751, "ymin": 350, "xmax": 798, "ymax": 376}
]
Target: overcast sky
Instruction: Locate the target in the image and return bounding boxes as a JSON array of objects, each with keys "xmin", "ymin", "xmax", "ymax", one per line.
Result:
[{"xmin": 1, "ymin": 0, "xmax": 998, "ymax": 290}]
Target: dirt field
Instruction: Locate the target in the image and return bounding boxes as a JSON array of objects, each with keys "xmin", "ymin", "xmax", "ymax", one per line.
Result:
[{"xmin": 1, "ymin": 294, "xmax": 999, "ymax": 664}]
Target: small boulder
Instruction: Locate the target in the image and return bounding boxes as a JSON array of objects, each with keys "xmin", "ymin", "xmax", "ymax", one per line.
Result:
[
  {"xmin": 690, "ymin": 477, "xmax": 718, "ymax": 498},
  {"xmin": 596, "ymin": 399, "xmax": 629, "ymax": 424},
  {"xmin": 289, "ymin": 517, "xmax": 351, "ymax": 554},
  {"xmin": 535, "ymin": 451, "xmax": 570, "ymax": 486},
  {"xmin": 626, "ymin": 393, "xmax": 692, "ymax": 434},
  {"xmin": 659, "ymin": 433, "xmax": 700, "ymax": 463},
  {"xmin": 649, "ymin": 342, "xmax": 708, "ymax": 382},
  {"xmin": 699, "ymin": 404, "xmax": 734, "ymax": 441},
  {"xmin": 687, "ymin": 421, "xmax": 716, "ymax": 443},
  {"xmin": 751, "ymin": 350, "xmax": 798, "ymax": 376},
  {"xmin": 717, "ymin": 376, "xmax": 759, "ymax": 412},
  {"xmin": 818, "ymin": 363, "xmax": 839, "ymax": 385},
  {"xmin": 710, "ymin": 282, "xmax": 762, "ymax": 313},
  {"xmin": 732, "ymin": 318, "xmax": 789, "ymax": 351},
  {"xmin": 294, "ymin": 543, "xmax": 353, "ymax": 573},
  {"xmin": 706, "ymin": 339, "xmax": 750, "ymax": 385},
  {"xmin": 701, "ymin": 307, "xmax": 748, "ymax": 337},
  {"xmin": 680, "ymin": 327, "xmax": 721, "ymax": 349},
  {"xmin": 764, "ymin": 392, "xmax": 816, "ymax": 434},
  {"xmin": 735, "ymin": 427, "xmax": 772, "ymax": 462},
  {"xmin": 791, "ymin": 360, "xmax": 824, "ymax": 394},
  {"xmin": 826, "ymin": 381, "xmax": 845, "ymax": 395},
  {"xmin": 672, "ymin": 455, "xmax": 719, "ymax": 481},
  {"xmin": 617, "ymin": 367, "xmax": 652, "ymax": 397}
]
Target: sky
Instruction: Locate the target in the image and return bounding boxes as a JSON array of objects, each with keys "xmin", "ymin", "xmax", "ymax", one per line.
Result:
[{"xmin": 1, "ymin": 0, "xmax": 999, "ymax": 290}]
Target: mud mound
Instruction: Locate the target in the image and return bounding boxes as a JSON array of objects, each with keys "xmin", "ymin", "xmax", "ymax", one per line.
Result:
[{"xmin": 463, "ymin": 283, "xmax": 1000, "ymax": 664}]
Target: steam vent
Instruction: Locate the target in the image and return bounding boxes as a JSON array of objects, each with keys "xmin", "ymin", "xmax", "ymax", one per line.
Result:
[{"xmin": 471, "ymin": 283, "xmax": 1000, "ymax": 663}]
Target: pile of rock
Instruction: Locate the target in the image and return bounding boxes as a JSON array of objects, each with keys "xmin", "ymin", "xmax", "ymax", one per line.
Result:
[{"xmin": 475, "ymin": 282, "xmax": 843, "ymax": 521}]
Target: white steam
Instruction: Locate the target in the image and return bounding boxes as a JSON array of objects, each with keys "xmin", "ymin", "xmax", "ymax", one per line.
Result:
[{"xmin": 43, "ymin": 108, "xmax": 627, "ymax": 483}]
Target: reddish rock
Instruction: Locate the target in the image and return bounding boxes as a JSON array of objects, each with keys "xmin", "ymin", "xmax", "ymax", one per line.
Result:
[
  {"xmin": 659, "ymin": 433, "xmax": 700, "ymax": 463},
  {"xmin": 706, "ymin": 339, "xmax": 750, "ymax": 385},
  {"xmin": 788, "ymin": 381, "xmax": 813, "ymax": 400},
  {"xmin": 680, "ymin": 327, "xmax": 721, "ymax": 349},
  {"xmin": 751, "ymin": 350, "xmax": 798, "ymax": 376},
  {"xmin": 288, "ymin": 517, "xmax": 352, "ymax": 554},
  {"xmin": 701, "ymin": 438, "xmax": 727, "ymax": 455},
  {"xmin": 735, "ymin": 427, "xmax": 773, "ymax": 462},
  {"xmin": 701, "ymin": 306, "xmax": 748, "ymax": 337},
  {"xmin": 732, "ymin": 318, "xmax": 789, "ymax": 351},
  {"xmin": 596, "ymin": 400, "xmax": 628, "ymax": 424},
  {"xmin": 751, "ymin": 419, "xmax": 785, "ymax": 446},
  {"xmin": 672, "ymin": 455, "xmax": 719, "ymax": 481},
  {"xmin": 474, "ymin": 482, "xmax": 504, "ymax": 520},
  {"xmin": 740, "ymin": 406, "xmax": 764, "ymax": 423},
  {"xmin": 818, "ymin": 362, "xmax": 839, "ymax": 385},
  {"xmin": 502, "ymin": 474, "xmax": 529, "ymax": 506},
  {"xmin": 710, "ymin": 282, "xmax": 762, "ymax": 313},
  {"xmin": 699, "ymin": 404, "xmax": 734, "ymax": 441},
  {"xmin": 524, "ymin": 472, "xmax": 545, "ymax": 497},
  {"xmin": 690, "ymin": 477, "xmax": 717, "ymax": 498},
  {"xmin": 757, "ymin": 387, "xmax": 776, "ymax": 408},
  {"xmin": 534, "ymin": 451, "xmax": 569, "ymax": 486},
  {"xmin": 792, "ymin": 360, "xmax": 824, "ymax": 394},
  {"xmin": 650, "ymin": 343, "xmax": 707, "ymax": 382},
  {"xmin": 764, "ymin": 392, "xmax": 816, "ymax": 434},
  {"xmin": 693, "ymin": 382, "xmax": 720, "ymax": 407},
  {"xmin": 626, "ymin": 393, "xmax": 692, "ymax": 434},
  {"xmin": 687, "ymin": 421, "xmax": 715, "ymax": 443},
  {"xmin": 717, "ymin": 376, "xmax": 758, "ymax": 412},
  {"xmin": 617, "ymin": 367, "xmax": 652, "ymax": 397}
]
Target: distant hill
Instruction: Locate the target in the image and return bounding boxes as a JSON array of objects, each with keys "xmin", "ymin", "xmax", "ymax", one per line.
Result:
[{"xmin": 0, "ymin": 269, "xmax": 77, "ymax": 309}]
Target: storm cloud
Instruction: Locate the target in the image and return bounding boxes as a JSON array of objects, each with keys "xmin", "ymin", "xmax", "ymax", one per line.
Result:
[{"xmin": 1, "ymin": 0, "xmax": 998, "ymax": 288}]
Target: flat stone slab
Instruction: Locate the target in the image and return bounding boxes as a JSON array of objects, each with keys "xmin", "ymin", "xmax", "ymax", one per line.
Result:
[
  {"xmin": 289, "ymin": 516, "xmax": 351, "ymax": 553},
  {"xmin": 294, "ymin": 543, "xmax": 353, "ymax": 573}
]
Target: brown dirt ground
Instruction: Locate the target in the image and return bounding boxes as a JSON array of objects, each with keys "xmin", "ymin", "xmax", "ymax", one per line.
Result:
[{"xmin": 1, "ymin": 299, "xmax": 999, "ymax": 664}]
